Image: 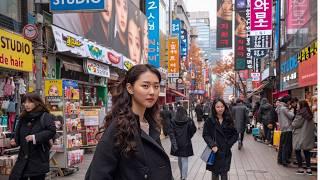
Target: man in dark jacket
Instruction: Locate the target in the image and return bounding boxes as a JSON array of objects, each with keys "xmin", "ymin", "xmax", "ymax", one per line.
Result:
[
  {"xmin": 195, "ymin": 102, "xmax": 204, "ymax": 129},
  {"xmin": 232, "ymin": 99, "xmax": 249, "ymax": 150},
  {"xmin": 258, "ymin": 98, "xmax": 276, "ymax": 144},
  {"xmin": 160, "ymin": 104, "xmax": 172, "ymax": 136}
]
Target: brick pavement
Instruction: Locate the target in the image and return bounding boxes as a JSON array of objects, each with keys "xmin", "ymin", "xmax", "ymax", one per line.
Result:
[{"xmin": 55, "ymin": 128, "xmax": 317, "ymax": 180}]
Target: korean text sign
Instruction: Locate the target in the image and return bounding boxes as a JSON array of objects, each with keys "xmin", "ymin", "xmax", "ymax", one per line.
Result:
[
  {"xmin": 180, "ymin": 29, "xmax": 188, "ymax": 58},
  {"xmin": 0, "ymin": 28, "xmax": 33, "ymax": 72},
  {"xmin": 168, "ymin": 37, "xmax": 179, "ymax": 77},
  {"xmin": 287, "ymin": 0, "xmax": 310, "ymax": 34},
  {"xmin": 146, "ymin": 0, "xmax": 160, "ymax": 68},
  {"xmin": 250, "ymin": 0, "xmax": 272, "ymax": 35},
  {"xmin": 235, "ymin": 10, "xmax": 248, "ymax": 70},
  {"xmin": 216, "ymin": 0, "xmax": 233, "ymax": 48}
]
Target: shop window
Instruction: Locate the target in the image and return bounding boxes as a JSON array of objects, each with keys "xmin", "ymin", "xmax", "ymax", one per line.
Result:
[{"xmin": 0, "ymin": 0, "xmax": 21, "ymax": 31}]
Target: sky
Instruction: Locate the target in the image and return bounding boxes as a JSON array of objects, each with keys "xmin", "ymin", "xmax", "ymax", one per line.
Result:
[{"xmin": 185, "ymin": 0, "xmax": 217, "ymax": 28}]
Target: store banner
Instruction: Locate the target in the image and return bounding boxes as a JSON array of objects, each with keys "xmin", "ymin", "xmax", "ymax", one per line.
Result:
[
  {"xmin": 250, "ymin": 35, "xmax": 271, "ymax": 49},
  {"xmin": 52, "ymin": 25, "xmax": 86, "ymax": 56},
  {"xmin": 235, "ymin": 10, "xmax": 248, "ymax": 70},
  {"xmin": 273, "ymin": 0, "xmax": 280, "ymax": 59},
  {"xmin": 167, "ymin": 37, "xmax": 179, "ymax": 78},
  {"xmin": 45, "ymin": 80, "xmax": 63, "ymax": 97},
  {"xmin": 84, "ymin": 59, "xmax": 110, "ymax": 78},
  {"xmin": 105, "ymin": 49, "xmax": 123, "ymax": 69},
  {"xmin": 245, "ymin": 1, "xmax": 253, "ymax": 69},
  {"xmin": 53, "ymin": 0, "xmax": 148, "ymax": 65},
  {"xmin": 280, "ymin": 55, "xmax": 299, "ymax": 90},
  {"xmin": 123, "ymin": 57, "xmax": 136, "ymax": 71},
  {"xmin": 251, "ymin": 72, "xmax": 260, "ymax": 81},
  {"xmin": 0, "ymin": 28, "xmax": 33, "ymax": 72},
  {"xmin": 172, "ymin": 19, "xmax": 181, "ymax": 38},
  {"xmin": 298, "ymin": 54, "xmax": 317, "ymax": 87},
  {"xmin": 180, "ymin": 29, "xmax": 188, "ymax": 58},
  {"xmin": 146, "ymin": 0, "xmax": 160, "ymax": 67},
  {"xmin": 250, "ymin": 0, "xmax": 272, "ymax": 35},
  {"xmin": 216, "ymin": 0, "xmax": 233, "ymax": 48},
  {"xmin": 85, "ymin": 41, "xmax": 107, "ymax": 63},
  {"xmin": 286, "ymin": 0, "xmax": 310, "ymax": 34},
  {"xmin": 297, "ymin": 40, "xmax": 317, "ymax": 63}
]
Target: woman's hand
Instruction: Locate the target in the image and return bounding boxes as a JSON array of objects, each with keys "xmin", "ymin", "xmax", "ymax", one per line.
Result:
[{"xmin": 211, "ymin": 146, "xmax": 218, "ymax": 153}]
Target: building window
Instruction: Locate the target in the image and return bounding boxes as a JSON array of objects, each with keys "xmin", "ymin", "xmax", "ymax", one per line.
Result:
[{"xmin": 0, "ymin": 0, "xmax": 21, "ymax": 32}]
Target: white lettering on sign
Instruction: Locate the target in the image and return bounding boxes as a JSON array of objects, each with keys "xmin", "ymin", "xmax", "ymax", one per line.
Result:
[{"xmin": 53, "ymin": 0, "xmax": 101, "ymax": 5}]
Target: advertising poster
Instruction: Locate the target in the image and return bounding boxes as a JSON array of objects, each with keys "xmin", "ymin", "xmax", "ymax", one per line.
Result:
[
  {"xmin": 216, "ymin": 0, "xmax": 233, "ymax": 48},
  {"xmin": 0, "ymin": 28, "xmax": 33, "ymax": 72},
  {"xmin": 63, "ymin": 80, "xmax": 80, "ymax": 100},
  {"xmin": 234, "ymin": 10, "xmax": 248, "ymax": 70},
  {"xmin": 167, "ymin": 37, "xmax": 179, "ymax": 78},
  {"xmin": 45, "ymin": 80, "xmax": 63, "ymax": 113},
  {"xmin": 250, "ymin": 0, "xmax": 272, "ymax": 35},
  {"xmin": 53, "ymin": 0, "xmax": 148, "ymax": 65},
  {"xmin": 84, "ymin": 59, "xmax": 110, "ymax": 78},
  {"xmin": 146, "ymin": 0, "xmax": 160, "ymax": 67},
  {"xmin": 286, "ymin": 0, "xmax": 310, "ymax": 34}
]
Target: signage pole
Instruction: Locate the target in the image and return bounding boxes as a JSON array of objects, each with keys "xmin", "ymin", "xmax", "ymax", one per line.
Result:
[{"xmin": 35, "ymin": 3, "xmax": 44, "ymax": 96}]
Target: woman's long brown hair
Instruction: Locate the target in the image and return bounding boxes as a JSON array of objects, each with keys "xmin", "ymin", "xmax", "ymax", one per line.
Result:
[{"xmin": 20, "ymin": 92, "xmax": 50, "ymax": 118}]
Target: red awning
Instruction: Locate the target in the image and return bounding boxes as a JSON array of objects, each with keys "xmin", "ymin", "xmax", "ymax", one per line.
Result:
[{"xmin": 167, "ymin": 88, "xmax": 186, "ymax": 97}]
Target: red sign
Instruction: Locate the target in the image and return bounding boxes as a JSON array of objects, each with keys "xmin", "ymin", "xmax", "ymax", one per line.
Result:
[
  {"xmin": 298, "ymin": 54, "xmax": 317, "ymax": 87},
  {"xmin": 287, "ymin": 0, "xmax": 310, "ymax": 34},
  {"xmin": 250, "ymin": 0, "xmax": 272, "ymax": 35}
]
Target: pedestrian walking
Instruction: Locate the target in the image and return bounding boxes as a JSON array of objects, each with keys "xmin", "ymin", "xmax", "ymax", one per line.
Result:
[
  {"xmin": 195, "ymin": 102, "xmax": 204, "ymax": 129},
  {"xmin": 232, "ymin": 99, "xmax": 249, "ymax": 150},
  {"xmin": 160, "ymin": 104, "xmax": 172, "ymax": 137},
  {"xmin": 203, "ymin": 98, "xmax": 238, "ymax": 180},
  {"xmin": 9, "ymin": 92, "xmax": 56, "ymax": 180},
  {"xmin": 276, "ymin": 95, "xmax": 294, "ymax": 166},
  {"xmin": 85, "ymin": 64, "xmax": 172, "ymax": 180},
  {"xmin": 292, "ymin": 100, "xmax": 315, "ymax": 175},
  {"xmin": 169, "ymin": 106, "xmax": 196, "ymax": 180},
  {"xmin": 203, "ymin": 101, "xmax": 211, "ymax": 122},
  {"xmin": 258, "ymin": 98, "xmax": 276, "ymax": 144}
]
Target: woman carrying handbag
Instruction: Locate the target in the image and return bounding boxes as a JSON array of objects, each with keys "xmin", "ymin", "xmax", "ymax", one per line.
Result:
[{"xmin": 203, "ymin": 98, "xmax": 238, "ymax": 180}]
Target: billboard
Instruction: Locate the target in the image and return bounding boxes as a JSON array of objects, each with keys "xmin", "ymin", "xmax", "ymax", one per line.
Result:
[
  {"xmin": 216, "ymin": 0, "xmax": 233, "ymax": 48},
  {"xmin": 286, "ymin": 0, "xmax": 310, "ymax": 34},
  {"xmin": 53, "ymin": 0, "xmax": 148, "ymax": 65},
  {"xmin": 146, "ymin": 0, "xmax": 160, "ymax": 67},
  {"xmin": 234, "ymin": 10, "xmax": 248, "ymax": 70},
  {"xmin": 167, "ymin": 37, "xmax": 179, "ymax": 78},
  {"xmin": 250, "ymin": 0, "xmax": 272, "ymax": 35}
]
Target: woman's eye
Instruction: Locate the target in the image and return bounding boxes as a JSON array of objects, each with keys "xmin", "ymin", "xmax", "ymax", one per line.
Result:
[
  {"xmin": 142, "ymin": 85, "xmax": 149, "ymax": 89},
  {"xmin": 154, "ymin": 85, "xmax": 159, "ymax": 89}
]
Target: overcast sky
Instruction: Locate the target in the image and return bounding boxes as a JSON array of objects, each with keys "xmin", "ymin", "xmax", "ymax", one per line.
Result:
[{"xmin": 185, "ymin": 0, "xmax": 217, "ymax": 28}]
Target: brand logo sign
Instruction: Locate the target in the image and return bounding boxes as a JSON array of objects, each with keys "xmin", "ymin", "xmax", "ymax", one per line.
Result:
[
  {"xmin": 123, "ymin": 57, "xmax": 136, "ymax": 71},
  {"xmin": 84, "ymin": 59, "xmax": 110, "ymax": 78},
  {"xmin": 50, "ymin": 0, "xmax": 105, "ymax": 11}
]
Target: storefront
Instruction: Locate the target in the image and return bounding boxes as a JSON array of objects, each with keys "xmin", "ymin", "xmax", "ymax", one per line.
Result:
[{"xmin": 0, "ymin": 27, "xmax": 33, "ymax": 176}]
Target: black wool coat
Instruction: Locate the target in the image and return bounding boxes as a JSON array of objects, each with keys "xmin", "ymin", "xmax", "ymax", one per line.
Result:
[
  {"xmin": 169, "ymin": 117, "xmax": 197, "ymax": 157},
  {"xmin": 85, "ymin": 118, "xmax": 173, "ymax": 180},
  {"xmin": 9, "ymin": 112, "xmax": 56, "ymax": 180},
  {"xmin": 202, "ymin": 117, "xmax": 238, "ymax": 174}
]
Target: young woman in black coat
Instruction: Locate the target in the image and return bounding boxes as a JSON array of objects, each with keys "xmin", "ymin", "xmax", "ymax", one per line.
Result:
[
  {"xmin": 85, "ymin": 64, "xmax": 172, "ymax": 180},
  {"xmin": 169, "ymin": 106, "xmax": 196, "ymax": 180},
  {"xmin": 9, "ymin": 93, "xmax": 56, "ymax": 180},
  {"xmin": 203, "ymin": 98, "xmax": 238, "ymax": 180}
]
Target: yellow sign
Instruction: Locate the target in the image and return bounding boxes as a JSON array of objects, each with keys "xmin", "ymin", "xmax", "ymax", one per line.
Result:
[
  {"xmin": 45, "ymin": 80, "xmax": 63, "ymax": 97},
  {"xmin": 0, "ymin": 28, "xmax": 33, "ymax": 72}
]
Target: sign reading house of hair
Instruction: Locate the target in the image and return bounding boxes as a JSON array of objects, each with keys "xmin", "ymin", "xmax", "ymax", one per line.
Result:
[
  {"xmin": 216, "ymin": 0, "xmax": 233, "ymax": 49},
  {"xmin": 0, "ymin": 28, "xmax": 33, "ymax": 72}
]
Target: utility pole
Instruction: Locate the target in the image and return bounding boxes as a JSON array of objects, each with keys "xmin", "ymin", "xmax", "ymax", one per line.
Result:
[{"xmin": 34, "ymin": 2, "xmax": 44, "ymax": 96}]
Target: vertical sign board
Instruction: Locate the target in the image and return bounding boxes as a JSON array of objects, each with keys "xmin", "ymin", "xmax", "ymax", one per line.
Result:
[
  {"xmin": 216, "ymin": 0, "xmax": 233, "ymax": 49},
  {"xmin": 246, "ymin": 0, "xmax": 253, "ymax": 69},
  {"xmin": 274, "ymin": 0, "xmax": 280, "ymax": 59},
  {"xmin": 167, "ymin": 37, "xmax": 180, "ymax": 78},
  {"xmin": 286, "ymin": 0, "xmax": 310, "ymax": 34},
  {"xmin": 234, "ymin": 0, "xmax": 248, "ymax": 70},
  {"xmin": 180, "ymin": 29, "xmax": 188, "ymax": 60},
  {"xmin": 250, "ymin": 0, "xmax": 272, "ymax": 36},
  {"xmin": 146, "ymin": 0, "xmax": 160, "ymax": 68},
  {"xmin": 171, "ymin": 19, "xmax": 181, "ymax": 73}
]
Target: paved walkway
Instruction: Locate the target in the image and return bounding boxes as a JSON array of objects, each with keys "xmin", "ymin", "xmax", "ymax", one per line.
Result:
[{"xmin": 56, "ymin": 128, "xmax": 317, "ymax": 180}]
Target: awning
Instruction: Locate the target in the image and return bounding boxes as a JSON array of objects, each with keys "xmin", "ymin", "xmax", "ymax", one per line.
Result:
[
  {"xmin": 62, "ymin": 61, "xmax": 83, "ymax": 72},
  {"xmin": 247, "ymin": 82, "xmax": 270, "ymax": 98},
  {"xmin": 167, "ymin": 88, "xmax": 186, "ymax": 97}
]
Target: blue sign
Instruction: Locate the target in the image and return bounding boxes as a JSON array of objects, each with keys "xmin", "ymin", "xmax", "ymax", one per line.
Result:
[
  {"xmin": 50, "ymin": 0, "xmax": 105, "ymax": 11},
  {"xmin": 146, "ymin": 0, "xmax": 160, "ymax": 68},
  {"xmin": 281, "ymin": 55, "xmax": 298, "ymax": 74},
  {"xmin": 180, "ymin": 29, "xmax": 188, "ymax": 58},
  {"xmin": 274, "ymin": 0, "xmax": 280, "ymax": 60},
  {"xmin": 172, "ymin": 19, "xmax": 181, "ymax": 38}
]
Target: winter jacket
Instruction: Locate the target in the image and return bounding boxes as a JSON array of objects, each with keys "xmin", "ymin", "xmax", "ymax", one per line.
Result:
[
  {"xmin": 160, "ymin": 109, "xmax": 172, "ymax": 136},
  {"xmin": 292, "ymin": 108, "xmax": 315, "ymax": 150},
  {"xmin": 195, "ymin": 104, "xmax": 203, "ymax": 117},
  {"xmin": 9, "ymin": 112, "xmax": 56, "ymax": 180},
  {"xmin": 203, "ymin": 104, "xmax": 211, "ymax": 116},
  {"xmin": 232, "ymin": 103, "xmax": 249, "ymax": 133},
  {"xmin": 258, "ymin": 102, "xmax": 276, "ymax": 126},
  {"xmin": 85, "ymin": 116, "xmax": 172, "ymax": 180},
  {"xmin": 203, "ymin": 117, "xmax": 238, "ymax": 174},
  {"xmin": 276, "ymin": 102, "xmax": 294, "ymax": 132},
  {"xmin": 169, "ymin": 117, "xmax": 196, "ymax": 157}
]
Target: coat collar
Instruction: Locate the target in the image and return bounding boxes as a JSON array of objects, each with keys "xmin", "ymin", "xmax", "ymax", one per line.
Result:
[
  {"xmin": 210, "ymin": 117, "xmax": 226, "ymax": 138},
  {"xmin": 140, "ymin": 123, "xmax": 167, "ymax": 155}
]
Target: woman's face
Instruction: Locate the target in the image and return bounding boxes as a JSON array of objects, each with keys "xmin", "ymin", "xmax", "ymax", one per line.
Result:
[
  {"xmin": 116, "ymin": 0, "xmax": 128, "ymax": 33},
  {"xmin": 24, "ymin": 99, "xmax": 36, "ymax": 112},
  {"xmin": 219, "ymin": 0, "xmax": 232, "ymax": 21},
  {"xmin": 102, "ymin": 0, "xmax": 113, "ymax": 23},
  {"xmin": 49, "ymin": 86, "xmax": 59, "ymax": 96},
  {"xmin": 128, "ymin": 19, "xmax": 141, "ymax": 64},
  {"xmin": 215, "ymin": 101, "xmax": 225, "ymax": 116},
  {"xmin": 128, "ymin": 71, "xmax": 160, "ymax": 109}
]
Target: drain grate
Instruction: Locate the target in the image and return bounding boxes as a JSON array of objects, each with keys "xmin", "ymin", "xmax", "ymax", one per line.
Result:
[{"xmin": 246, "ymin": 170, "xmax": 268, "ymax": 173}]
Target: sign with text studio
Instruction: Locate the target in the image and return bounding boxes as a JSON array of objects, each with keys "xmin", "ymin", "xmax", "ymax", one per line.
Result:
[{"xmin": 53, "ymin": 0, "xmax": 148, "ymax": 65}]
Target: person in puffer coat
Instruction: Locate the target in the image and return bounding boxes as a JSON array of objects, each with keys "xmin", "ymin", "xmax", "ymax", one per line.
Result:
[
  {"xmin": 9, "ymin": 93, "xmax": 56, "ymax": 180},
  {"xmin": 292, "ymin": 100, "xmax": 315, "ymax": 175},
  {"xmin": 258, "ymin": 98, "xmax": 276, "ymax": 144},
  {"xmin": 169, "ymin": 106, "xmax": 197, "ymax": 180}
]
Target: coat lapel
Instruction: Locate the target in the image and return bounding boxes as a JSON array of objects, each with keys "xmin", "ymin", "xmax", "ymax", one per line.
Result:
[
  {"xmin": 140, "ymin": 129, "xmax": 166, "ymax": 155},
  {"xmin": 211, "ymin": 117, "xmax": 226, "ymax": 138}
]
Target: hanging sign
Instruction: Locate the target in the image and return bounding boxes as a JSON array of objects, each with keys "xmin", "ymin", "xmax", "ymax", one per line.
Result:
[
  {"xmin": 84, "ymin": 59, "xmax": 110, "ymax": 78},
  {"xmin": 250, "ymin": 0, "xmax": 272, "ymax": 35},
  {"xmin": 168, "ymin": 37, "xmax": 179, "ymax": 78}
]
